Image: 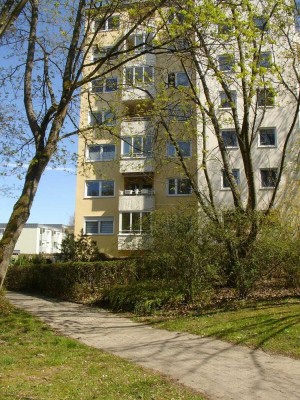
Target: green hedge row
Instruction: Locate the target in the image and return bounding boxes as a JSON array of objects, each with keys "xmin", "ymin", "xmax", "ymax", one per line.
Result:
[{"xmin": 5, "ymin": 261, "xmax": 137, "ymax": 303}]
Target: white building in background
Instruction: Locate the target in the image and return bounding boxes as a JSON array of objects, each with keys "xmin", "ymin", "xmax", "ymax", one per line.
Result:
[{"xmin": 0, "ymin": 223, "xmax": 67, "ymax": 255}]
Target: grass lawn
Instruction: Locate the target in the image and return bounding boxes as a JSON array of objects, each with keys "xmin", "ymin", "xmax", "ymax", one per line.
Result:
[
  {"xmin": 134, "ymin": 298, "xmax": 300, "ymax": 359},
  {"xmin": 0, "ymin": 295, "xmax": 204, "ymax": 400}
]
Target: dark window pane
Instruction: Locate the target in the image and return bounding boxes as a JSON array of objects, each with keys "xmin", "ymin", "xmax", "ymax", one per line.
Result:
[
  {"xmin": 100, "ymin": 220, "xmax": 113, "ymax": 234},
  {"xmin": 178, "ymin": 179, "xmax": 192, "ymax": 194},
  {"xmin": 222, "ymin": 130, "xmax": 238, "ymax": 147},
  {"xmin": 259, "ymin": 129, "xmax": 276, "ymax": 146},
  {"xmin": 261, "ymin": 169, "xmax": 278, "ymax": 187},
  {"xmin": 86, "ymin": 221, "xmax": 99, "ymax": 234},
  {"xmin": 86, "ymin": 181, "xmax": 100, "ymax": 196},
  {"xmin": 101, "ymin": 181, "xmax": 114, "ymax": 196}
]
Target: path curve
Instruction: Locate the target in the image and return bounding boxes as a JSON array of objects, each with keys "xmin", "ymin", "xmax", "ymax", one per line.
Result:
[{"xmin": 6, "ymin": 292, "xmax": 300, "ymax": 400}]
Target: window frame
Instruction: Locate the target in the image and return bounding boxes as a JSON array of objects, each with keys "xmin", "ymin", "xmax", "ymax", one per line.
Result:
[
  {"xmin": 257, "ymin": 88, "xmax": 275, "ymax": 107},
  {"xmin": 260, "ymin": 168, "xmax": 278, "ymax": 189},
  {"xmin": 125, "ymin": 65, "xmax": 154, "ymax": 86},
  {"xmin": 168, "ymin": 71, "xmax": 190, "ymax": 88},
  {"xmin": 218, "ymin": 53, "xmax": 235, "ymax": 72},
  {"xmin": 126, "ymin": 32, "xmax": 154, "ymax": 53},
  {"xmin": 94, "ymin": 14, "xmax": 120, "ymax": 32},
  {"xmin": 121, "ymin": 135, "xmax": 153, "ymax": 158},
  {"xmin": 167, "ymin": 178, "xmax": 193, "ymax": 196},
  {"xmin": 89, "ymin": 110, "xmax": 116, "ymax": 126},
  {"xmin": 86, "ymin": 144, "xmax": 116, "ymax": 161},
  {"xmin": 258, "ymin": 127, "xmax": 277, "ymax": 147},
  {"xmin": 167, "ymin": 141, "xmax": 192, "ymax": 158},
  {"xmin": 120, "ymin": 211, "xmax": 151, "ymax": 234},
  {"xmin": 221, "ymin": 129, "xmax": 238, "ymax": 149},
  {"xmin": 219, "ymin": 90, "xmax": 237, "ymax": 109},
  {"xmin": 91, "ymin": 77, "xmax": 118, "ymax": 93},
  {"xmin": 85, "ymin": 180, "xmax": 115, "ymax": 198},
  {"xmin": 258, "ymin": 51, "xmax": 272, "ymax": 68},
  {"xmin": 84, "ymin": 217, "xmax": 114, "ymax": 235},
  {"xmin": 221, "ymin": 169, "xmax": 240, "ymax": 190}
]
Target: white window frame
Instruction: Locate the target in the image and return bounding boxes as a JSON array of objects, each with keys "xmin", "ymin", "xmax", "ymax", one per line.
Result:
[
  {"xmin": 167, "ymin": 141, "xmax": 192, "ymax": 157},
  {"xmin": 120, "ymin": 212, "xmax": 151, "ymax": 234},
  {"xmin": 167, "ymin": 178, "xmax": 192, "ymax": 196},
  {"xmin": 260, "ymin": 168, "xmax": 278, "ymax": 189},
  {"xmin": 126, "ymin": 32, "xmax": 154, "ymax": 53},
  {"xmin": 221, "ymin": 169, "xmax": 240, "ymax": 190},
  {"xmin": 259, "ymin": 51, "xmax": 272, "ymax": 68},
  {"xmin": 257, "ymin": 88, "xmax": 275, "ymax": 107},
  {"xmin": 84, "ymin": 217, "xmax": 114, "ymax": 235},
  {"xmin": 91, "ymin": 77, "xmax": 118, "ymax": 93},
  {"xmin": 258, "ymin": 127, "xmax": 277, "ymax": 147},
  {"xmin": 85, "ymin": 180, "xmax": 115, "ymax": 198},
  {"xmin": 167, "ymin": 104, "xmax": 192, "ymax": 121},
  {"xmin": 219, "ymin": 90, "xmax": 237, "ymax": 109},
  {"xmin": 89, "ymin": 110, "xmax": 116, "ymax": 126},
  {"xmin": 168, "ymin": 71, "xmax": 190, "ymax": 88},
  {"xmin": 92, "ymin": 45, "xmax": 118, "ymax": 61},
  {"xmin": 121, "ymin": 136, "xmax": 153, "ymax": 158},
  {"xmin": 94, "ymin": 14, "xmax": 120, "ymax": 32},
  {"xmin": 86, "ymin": 144, "xmax": 116, "ymax": 161},
  {"xmin": 218, "ymin": 53, "xmax": 235, "ymax": 72},
  {"xmin": 221, "ymin": 129, "xmax": 238, "ymax": 149},
  {"xmin": 125, "ymin": 66, "xmax": 154, "ymax": 86}
]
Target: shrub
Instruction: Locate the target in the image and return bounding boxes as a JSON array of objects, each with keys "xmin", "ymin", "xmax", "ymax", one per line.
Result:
[{"xmin": 5, "ymin": 260, "xmax": 137, "ymax": 303}]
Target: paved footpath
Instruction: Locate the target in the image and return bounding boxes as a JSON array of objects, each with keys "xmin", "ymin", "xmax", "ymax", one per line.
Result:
[{"xmin": 6, "ymin": 292, "xmax": 300, "ymax": 400}]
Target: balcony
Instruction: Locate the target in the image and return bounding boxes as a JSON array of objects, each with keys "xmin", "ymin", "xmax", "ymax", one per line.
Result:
[
  {"xmin": 120, "ymin": 157, "xmax": 154, "ymax": 173},
  {"xmin": 118, "ymin": 234, "xmax": 149, "ymax": 251},
  {"xmin": 121, "ymin": 117, "xmax": 154, "ymax": 136},
  {"xmin": 125, "ymin": 53, "xmax": 156, "ymax": 67},
  {"xmin": 122, "ymin": 85, "xmax": 156, "ymax": 102},
  {"xmin": 119, "ymin": 191, "xmax": 155, "ymax": 211}
]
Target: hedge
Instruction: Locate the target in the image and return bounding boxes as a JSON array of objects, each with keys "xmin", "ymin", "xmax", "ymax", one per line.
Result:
[{"xmin": 5, "ymin": 260, "xmax": 137, "ymax": 303}]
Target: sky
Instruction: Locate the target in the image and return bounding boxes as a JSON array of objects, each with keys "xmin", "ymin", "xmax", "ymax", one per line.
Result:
[{"xmin": 0, "ymin": 165, "xmax": 77, "ymax": 226}]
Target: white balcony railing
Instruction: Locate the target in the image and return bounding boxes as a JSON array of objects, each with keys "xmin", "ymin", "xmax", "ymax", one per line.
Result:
[
  {"xmin": 120, "ymin": 118, "xmax": 153, "ymax": 136},
  {"xmin": 119, "ymin": 157, "xmax": 154, "ymax": 173},
  {"xmin": 119, "ymin": 192, "xmax": 155, "ymax": 211},
  {"xmin": 122, "ymin": 85, "xmax": 156, "ymax": 102},
  {"xmin": 118, "ymin": 234, "xmax": 148, "ymax": 250}
]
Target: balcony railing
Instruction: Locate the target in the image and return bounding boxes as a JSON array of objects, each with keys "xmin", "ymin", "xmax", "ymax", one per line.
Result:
[
  {"xmin": 119, "ymin": 191, "xmax": 155, "ymax": 211},
  {"xmin": 119, "ymin": 157, "xmax": 154, "ymax": 173}
]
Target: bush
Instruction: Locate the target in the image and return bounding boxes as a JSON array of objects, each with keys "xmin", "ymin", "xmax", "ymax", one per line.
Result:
[
  {"xmin": 99, "ymin": 281, "xmax": 186, "ymax": 315},
  {"xmin": 5, "ymin": 260, "xmax": 137, "ymax": 303}
]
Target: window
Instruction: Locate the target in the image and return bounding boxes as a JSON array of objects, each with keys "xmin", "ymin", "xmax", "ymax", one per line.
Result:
[
  {"xmin": 167, "ymin": 104, "xmax": 192, "ymax": 121},
  {"xmin": 92, "ymin": 46, "xmax": 118, "ymax": 61},
  {"xmin": 125, "ymin": 66, "xmax": 154, "ymax": 85},
  {"xmin": 253, "ymin": 16, "xmax": 268, "ymax": 31},
  {"xmin": 126, "ymin": 32, "xmax": 154, "ymax": 53},
  {"xmin": 258, "ymin": 128, "xmax": 276, "ymax": 147},
  {"xmin": 168, "ymin": 178, "xmax": 192, "ymax": 195},
  {"xmin": 89, "ymin": 110, "xmax": 116, "ymax": 126},
  {"xmin": 121, "ymin": 212, "xmax": 151, "ymax": 234},
  {"xmin": 86, "ymin": 144, "xmax": 116, "ymax": 161},
  {"xmin": 257, "ymin": 88, "xmax": 275, "ymax": 107},
  {"xmin": 258, "ymin": 52, "xmax": 272, "ymax": 68},
  {"xmin": 168, "ymin": 38, "xmax": 190, "ymax": 52},
  {"xmin": 95, "ymin": 15, "xmax": 120, "ymax": 31},
  {"xmin": 222, "ymin": 169, "xmax": 240, "ymax": 189},
  {"xmin": 167, "ymin": 141, "xmax": 191, "ymax": 157},
  {"xmin": 218, "ymin": 22, "xmax": 233, "ymax": 34},
  {"xmin": 168, "ymin": 72, "xmax": 190, "ymax": 87},
  {"xmin": 121, "ymin": 136, "xmax": 153, "ymax": 157},
  {"xmin": 221, "ymin": 129, "xmax": 238, "ymax": 148},
  {"xmin": 167, "ymin": 11, "xmax": 185, "ymax": 24},
  {"xmin": 85, "ymin": 180, "xmax": 115, "ymax": 197},
  {"xmin": 260, "ymin": 168, "xmax": 278, "ymax": 188},
  {"xmin": 219, "ymin": 91, "xmax": 237, "ymax": 109},
  {"xmin": 218, "ymin": 54, "xmax": 235, "ymax": 72},
  {"xmin": 91, "ymin": 78, "xmax": 118, "ymax": 93},
  {"xmin": 85, "ymin": 217, "xmax": 114, "ymax": 235}
]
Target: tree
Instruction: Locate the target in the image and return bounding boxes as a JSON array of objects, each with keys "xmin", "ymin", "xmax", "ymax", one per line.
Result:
[
  {"xmin": 145, "ymin": 0, "xmax": 300, "ymax": 290},
  {"xmin": 0, "ymin": 0, "xmax": 170, "ymax": 287},
  {"xmin": 0, "ymin": 0, "xmax": 29, "ymax": 38}
]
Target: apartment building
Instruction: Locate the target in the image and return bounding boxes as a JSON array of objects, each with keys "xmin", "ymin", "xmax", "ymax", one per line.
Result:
[
  {"xmin": 75, "ymin": 1, "xmax": 300, "ymax": 256},
  {"xmin": 0, "ymin": 224, "xmax": 67, "ymax": 255}
]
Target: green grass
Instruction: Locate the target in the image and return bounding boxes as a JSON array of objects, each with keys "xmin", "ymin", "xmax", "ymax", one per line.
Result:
[
  {"xmin": 0, "ymin": 295, "xmax": 204, "ymax": 400},
  {"xmin": 134, "ymin": 298, "xmax": 300, "ymax": 359}
]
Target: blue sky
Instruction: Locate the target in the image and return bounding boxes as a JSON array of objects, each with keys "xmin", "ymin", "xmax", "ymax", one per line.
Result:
[{"xmin": 0, "ymin": 165, "xmax": 77, "ymax": 225}]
